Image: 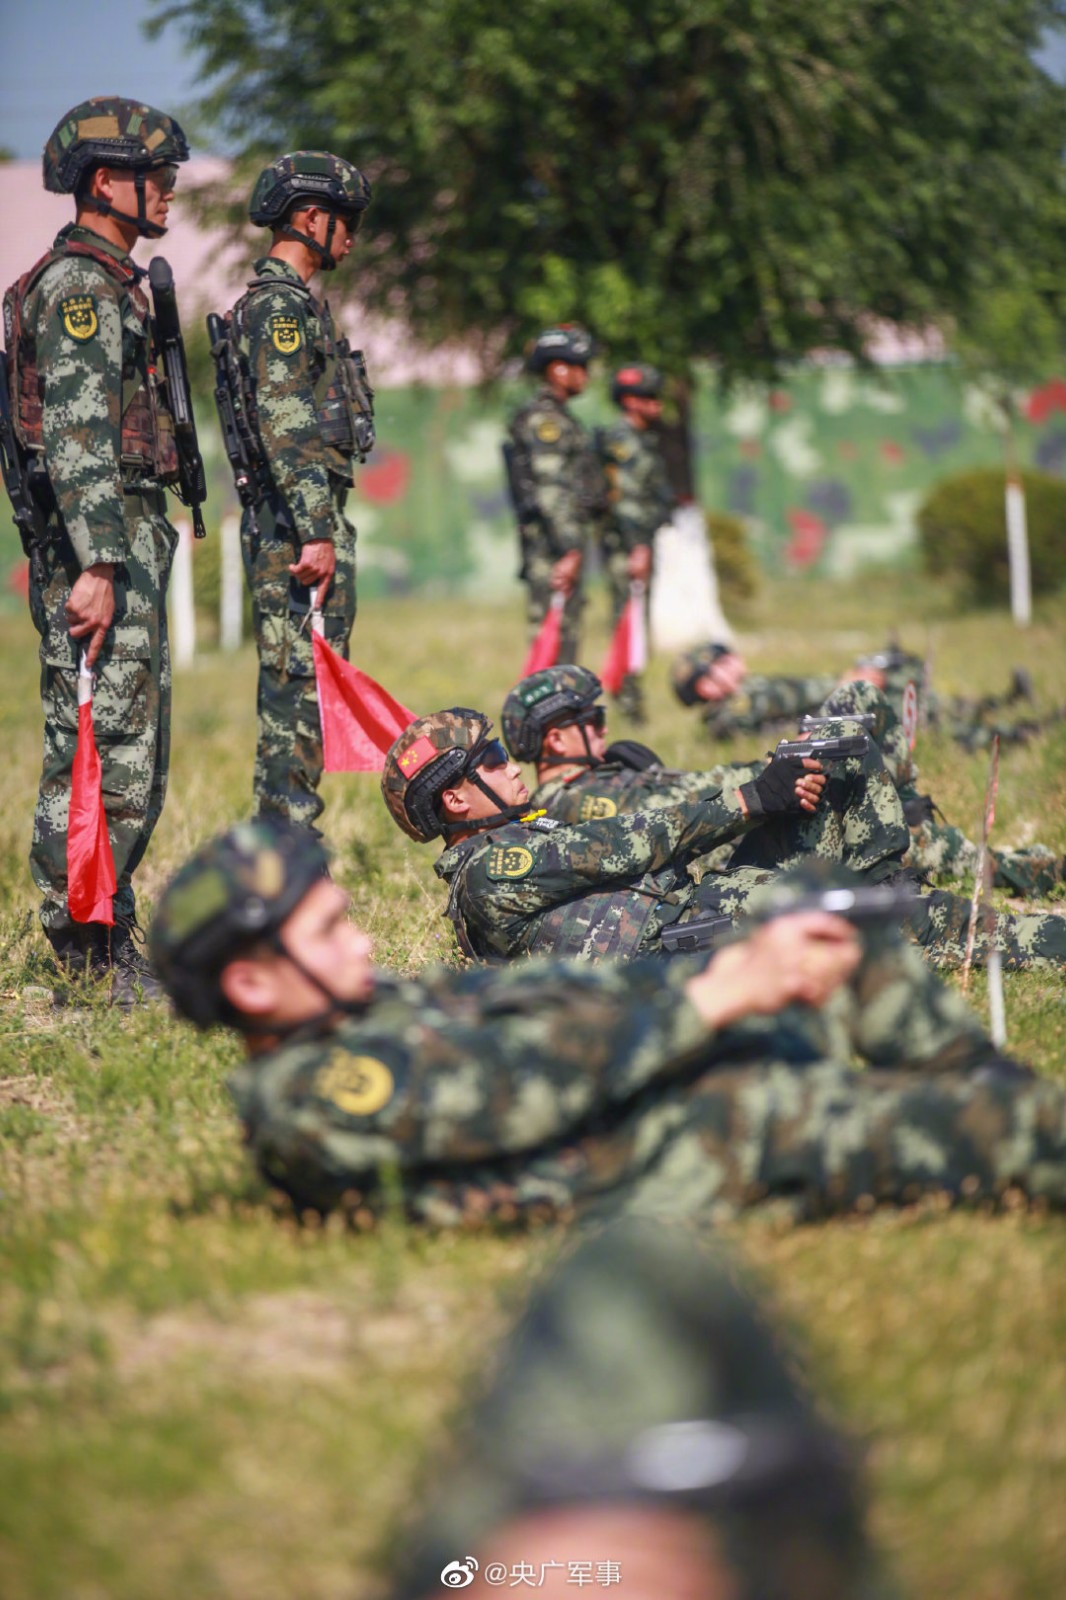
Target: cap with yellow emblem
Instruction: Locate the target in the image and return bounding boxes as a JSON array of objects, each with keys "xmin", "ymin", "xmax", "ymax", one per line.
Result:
[{"xmin": 150, "ymin": 816, "xmax": 329, "ymax": 1028}]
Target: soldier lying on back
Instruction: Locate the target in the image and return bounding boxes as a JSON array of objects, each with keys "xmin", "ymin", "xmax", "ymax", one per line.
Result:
[{"xmin": 150, "ymin": 817, "xmax": 1066, "ymax": 1226}]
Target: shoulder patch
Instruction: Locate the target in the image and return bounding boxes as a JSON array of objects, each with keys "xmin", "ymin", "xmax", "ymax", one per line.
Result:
[
  {"xmin": 313, "ymin": 1049, "xmax": 394, "ymax": 1116},
  {"xmin": 59, "ymin": 294, "xmax": 98, "ymax": 342},
  {"xmin": 578, "ymin": 794, "xmax": 618, "ymax": 821},
  {"xmin": 535, "ymin": 416, "xmax": 562, "ymax": 444},
  {"xmin": 485, "ymin": 843, "xmax": 535, "ymax": 880},
  {"xmin": 270, "ymin": 313, "xmax": 302, "ymax": 355},
  {"xmin": 609, "ymin": 438, "xmax": 635, "ymax": 462}
]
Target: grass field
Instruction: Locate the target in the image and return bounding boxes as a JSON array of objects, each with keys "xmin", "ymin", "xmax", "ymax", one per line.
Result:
[{"xmin": 1, "ymin": 568, "xmax": 1065, "ymax": 1600}]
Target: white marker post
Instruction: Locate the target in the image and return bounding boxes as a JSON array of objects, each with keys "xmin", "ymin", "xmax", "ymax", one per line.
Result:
[
  {"xmin": 1005, "ymin": 475, "xmax": 1032, "ymax": 628},
  {"xmin": 171, "ymin": 516, "xmax": 196, "ymax": 669},
  {"xmin": 219, "ymin": 512, "xmax": 243, "ymax": 651}
]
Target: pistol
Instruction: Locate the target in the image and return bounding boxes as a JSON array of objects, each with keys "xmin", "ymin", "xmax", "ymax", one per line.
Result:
[{"xmin": 772, "ymin": 733, "xmax": 869, "ymax": 761}]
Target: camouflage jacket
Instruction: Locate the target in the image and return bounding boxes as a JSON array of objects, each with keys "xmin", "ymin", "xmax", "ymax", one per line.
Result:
[
  {"xmin": 223, "ymin": 907, "xmax": 1052, "ymax": 1230},
  {"xmin": 506, "ymin": 388, "xmax": 606, "ymax": 558},
  {"xmin": 11, "ymin": 224, "xmax": 174, "ymax": 569},
  {"xmin": 228, "ymin": 956, "xmax": 712, "ymax": 1219},
  {"xmin": 598, "ymin": 416, "xmax": 675, "ymax": 553},
  {"xmin": 433, "ymin": 795, "xmax": 753, "ymax": 962},
  {"xmin": 531, "ymin": 760, "xmax": 758, "ymax": 826},
  {"xmin": 233, "ymin": 256, "xmax": 355, "ymax": 546}
]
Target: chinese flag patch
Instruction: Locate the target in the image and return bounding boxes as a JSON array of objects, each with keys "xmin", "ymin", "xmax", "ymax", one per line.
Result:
[{"xmin": 397, "ymin": 735, "xmax": 439, "ymax": 777}]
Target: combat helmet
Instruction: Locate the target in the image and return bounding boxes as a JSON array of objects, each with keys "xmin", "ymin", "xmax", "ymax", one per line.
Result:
[
  {"xmin": 150, "ymin": 816, "xmax": 329, "ymax": 1028},
  {"xmin": 502, "ymin": 667, "xmax": 604, "ymax": 763},
  {"xmin": 382, "ymin": 709, "xmax": 519, "ymax": 843},
  {"xmin": 249, "ymin": 150, "xmax": 372, "ymax": 269},
  {"xmin": 43, "ymin": 97, "xmax": 190, "ymax": 238},
  {"xmin": 671, "ymin": 641, "xmax": 734, "ymax": 706},
  {"xmin": 525, "ymin": 324, "xmax": 595, "ymax": 375},
  {"xmin": 611, "ymin": 363, "xmax": 663, "ymax": 405}
]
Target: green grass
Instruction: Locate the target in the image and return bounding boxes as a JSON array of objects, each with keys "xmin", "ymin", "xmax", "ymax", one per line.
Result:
[{"xmin": 1, "ymin": 570, "xmax": 1065, "ymax": 1599}]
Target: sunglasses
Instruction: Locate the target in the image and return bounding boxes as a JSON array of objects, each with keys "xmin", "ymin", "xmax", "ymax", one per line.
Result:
[
  {"xmin": 146, "ymin": 163, "xmax": 180, "ymax": 190},
  {"xmin": 464, "ymin": 738, "xmax": 510, "ymax": 775}
]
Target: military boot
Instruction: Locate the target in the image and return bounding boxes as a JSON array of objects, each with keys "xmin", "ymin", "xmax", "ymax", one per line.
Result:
[
  {"xmin": 110, "ymin": 916, "xmax": 168, "ymax": 1008},
  {"xmin": 45, "ymin": 923, "xmax": 111, "ymax": 1003}
]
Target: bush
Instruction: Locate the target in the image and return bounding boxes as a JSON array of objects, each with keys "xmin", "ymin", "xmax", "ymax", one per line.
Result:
[
  {"xmin": 706, "ymin": 509, "xmax": 760, "ymax": 606},
  {"xmin": 917, "ymin": 467, "xmax": 1066, "ymax": 603}
]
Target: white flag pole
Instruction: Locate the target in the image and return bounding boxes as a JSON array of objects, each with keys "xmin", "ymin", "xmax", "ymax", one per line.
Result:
[
  {"xmin": 219, "ymin": 513, "xmax": 243, "ymax": 652},
  {"xmin": 171, "ymin": 516, "xmax": 196, "ymax": 668}
]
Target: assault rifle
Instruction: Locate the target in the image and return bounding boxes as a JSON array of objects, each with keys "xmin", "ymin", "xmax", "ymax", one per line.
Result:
[
  {"xmin": 147, "ymin": 257, "xmax": 207, "ymax": 538},
  {"xmin": 660, "ymin": 881, "xmax": 921, "ymax": 955},
  {"xmin": 206, "ymin": 312, "xmax": 262, "ymax": 515},
  {"xmin": 0, "ymin": 349, "xmax": 42, "ymax": 556}
]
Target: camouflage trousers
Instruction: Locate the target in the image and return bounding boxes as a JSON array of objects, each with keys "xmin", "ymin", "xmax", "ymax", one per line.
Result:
[
  {"xmin": 823, "ymin": 681, "xmax": 1063, "ymax": 898},
  {"xmin": 604, "ymin": 543, "xmax": 646, "ymax": 721},
  {"xmin": 700, "ymin": 673, "xmax": 838, "ymax": 739},
  {"xmin": 523, "ymin": 546, "xmax": 585, "ymax": 666},
  {"xmin": 28, "ymin": 489, "xmax": 175, "ymax": 933},
  {"xmin": 242, "ymin": 492, "xmax": 356, "ymax": 830}
]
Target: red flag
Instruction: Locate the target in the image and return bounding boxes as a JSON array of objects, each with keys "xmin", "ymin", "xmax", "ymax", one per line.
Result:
[
  {"xmin": 67, "ymin": 661, "xmax": 116, "ymax": 924},
  {"xmin": 312, "ymin": 631, "xmax": 416, "ymax": 772},
  {"xmin": 600, "ymin": 583, "xmax": 647, "ymax": 695},
  {"xmin": 520, "ymin": 593, "xmax": 564, "ymax": 679}
]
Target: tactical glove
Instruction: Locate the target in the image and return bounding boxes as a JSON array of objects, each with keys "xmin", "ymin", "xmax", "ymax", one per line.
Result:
[{"xmin": 738, "ymin": 755, "xmax": 812, "ymax": 818}]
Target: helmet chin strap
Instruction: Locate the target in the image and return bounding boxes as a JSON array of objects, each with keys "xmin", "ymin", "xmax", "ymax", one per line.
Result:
[
  {"xmin": 86, "ymin": 169, "xmax": 168, "ymax": 239},
  {"xmin": 281, "ymin": 210, "xmax": 340, "ymax": 270},
  {"xmin": 540, "ymin": 719, "xmax": 601, "ymax": 769},
  {"xmin": 438, "ymin": 770, "xmax": 525, "ymax": 838},
  {"xmin": 250, "ymin": 931, "xmax": 371, "ymax": 1038}
]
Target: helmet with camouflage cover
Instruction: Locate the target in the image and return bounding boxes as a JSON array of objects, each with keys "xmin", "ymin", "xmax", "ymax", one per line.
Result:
[
  {"xmin": 43, "ymin": 97, "xmax": 190, "ymax": 237},
  {"xmin": 382, "ymin": 709, "xmax": 497, "ymax": 843},
  {"xmin": 502, "ymin": 667, "xmax": 604, "ymax": 762},
  {"xmin": 250, "ymin": 150, "xmax": 371, "ymax": 269},
  {"xmin": 150, "ymin": 816, "xmax": 329, "ymax": 1028},
  {"xmin": 525, "ymin": 324, "xmax": 595, "ymax": 375},
  {"xmin": 611, "ymin": 363, "xmax": 663, "ymax": 405}
]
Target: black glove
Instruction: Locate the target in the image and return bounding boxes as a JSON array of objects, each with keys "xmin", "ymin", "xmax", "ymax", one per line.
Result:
[
  {"xmin": 739, "ymin": 755, "xmax": 812, "ymax": 818},
  {"xmin": 604, "ymin": 739, "xmax": 663, "ymax": 771}
]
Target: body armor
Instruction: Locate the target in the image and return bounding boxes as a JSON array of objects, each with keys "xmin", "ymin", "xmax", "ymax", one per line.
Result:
[
  {"xmin": 222, "ymin": 276, "xmax": 374, "ymax": 495},
  {"xmin": 4, "ymin": 237, "xmax": 178, "ymax": 482}
]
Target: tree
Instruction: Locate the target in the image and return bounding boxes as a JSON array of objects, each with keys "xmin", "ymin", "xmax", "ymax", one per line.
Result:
[{"xmin": 154, "ymin": 0, "xmax": 1066, "ymax": 402}]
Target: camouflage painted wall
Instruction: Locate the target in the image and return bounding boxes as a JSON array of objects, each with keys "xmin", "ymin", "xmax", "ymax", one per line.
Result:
[{"xmin": 4, "ymin": 363, "xmax": 1066, "ymax": 611}]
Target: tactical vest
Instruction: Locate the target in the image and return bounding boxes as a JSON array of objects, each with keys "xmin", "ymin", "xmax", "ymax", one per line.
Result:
[
  {"xmin": 227, "ymin": 276, "xmax": 375, "ymax": 490},
  {"xmin": 3, "ymin": 237, "xmax": 178, "ymax": 482},
  {"xmin": 443, "ymin": 824, "xmax": 662, "ymax": 963}
]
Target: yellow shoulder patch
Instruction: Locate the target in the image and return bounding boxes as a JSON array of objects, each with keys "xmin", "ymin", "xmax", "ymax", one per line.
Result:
[
  {"xmin": 535, "ymin": 416, "xmax": 562, "ymax": 444},
  {"xmin": 485, "ymin": 844, "xmax": 534, "ymax": 880},
  {"xmin": 609, "ymin": 438, "xmax": 635, "ymax": 462},
  {"xmin": 313, "ymin": 1050, "xmax": 394, "ymax": 1116},
  {"xmin": 271, "ymin": 314, "xmax": 302, "ymax": 355},
  {"xmin": 60, "ymin": 294, "xmax": 98, "ymax": 342},
  {"xmin": 578, "ymin": 794, "xmax": 618, "ymax": 821}
]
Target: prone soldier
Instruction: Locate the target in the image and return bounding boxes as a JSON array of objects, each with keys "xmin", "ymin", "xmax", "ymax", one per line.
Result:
[
  {"xmin": 149, "ymin": 817, "xmax": 1066, "ymax": 1228},
  {"xmin": 503, "ymin": 325, "xmax": 605, "ymax": 664},
  {"xmin": 210, "ymin": 151, "xmax": 374, "ymax": 830},
  {"xmin": 1, "ymin": 98, "xmax": 193, "ymax": 1001},
  {"xmin": 595, "ymin": 363, "xmax": 676, "ymax": 721},
  {"xmin": 495, "ymin": 667, "xmax": 1066, "ymax": 969}
]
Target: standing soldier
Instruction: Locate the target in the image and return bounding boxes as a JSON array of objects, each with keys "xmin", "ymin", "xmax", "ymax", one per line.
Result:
[
  {"xmin": 504, "ymin": 325, "xmax": 605, "ymax": 665},
  {"xmin": 598, "ymin": 363, "xmax": 675, "ymax": 721},
  {"xmin": 2, "ymin": 98, "xmax": 191, "ymax": 1001},
  {"xmin": 217, "ymin": 152, "xmax": 373, "ymax": 830}
]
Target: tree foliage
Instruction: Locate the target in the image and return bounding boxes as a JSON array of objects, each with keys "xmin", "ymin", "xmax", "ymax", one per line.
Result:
[{"xmin": 153, "ymin": 0, "xmax": 1066, "ymax": 381}]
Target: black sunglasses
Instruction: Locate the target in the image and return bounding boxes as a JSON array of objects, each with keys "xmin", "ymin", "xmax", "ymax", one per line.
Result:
[{"xmin": 465, "ymin": 738, "xmax": 510, "ymax": 775}]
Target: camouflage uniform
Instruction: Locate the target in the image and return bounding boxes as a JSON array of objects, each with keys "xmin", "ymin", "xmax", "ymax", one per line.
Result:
[
  {"xmin": 597, "ymin": 415, "xmax": 674, "ymax": 717},
  {"xmin": 670, "ymin": 644, "xmax": 837, "ymax": 738},
  {"xmin": 15, "ymin": 224, "xmax": 178, "ymax": 935},
  {"xmin": 391, "ymin": 1222, "xmax": 889, "ymax": 1600},
  {"xmin": 507, "ymin": 389, "xmax": 605, "ymax": 663},
  {"xmin": 530, "ymin": 736, "xmax": 908, "ymax": 887},
  {"xmin": 234, "ymin": 256, "xmax": 359, "ymax": 828},
  {"xmin": 225, "ymin": 890, "xmax": 1066, "ymax": 1225},
  {"xmin": 434, "ymin": 793, "xmax": 779, "ymax": 962},
  {"xmin": 823, "ymin": 681, "xmax": 1064, "ymax": 898}
]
